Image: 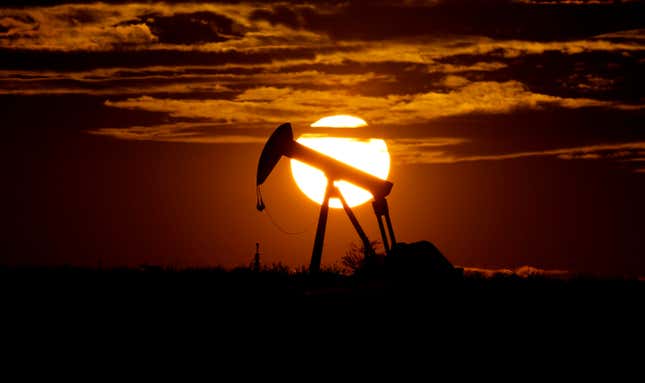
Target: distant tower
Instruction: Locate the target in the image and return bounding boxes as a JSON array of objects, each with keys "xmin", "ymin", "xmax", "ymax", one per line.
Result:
[{"xmin": 253, "ymin": 242, "xmax": 261, "ymax": 272}]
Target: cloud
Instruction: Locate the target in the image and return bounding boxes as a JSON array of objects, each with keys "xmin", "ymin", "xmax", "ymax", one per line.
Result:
[
  {"xmin": 89, "ymin": 125, "xmax": 266, "ymax": 144},
  {"xmin": 392, "ymin": 141, "xmax": 645, "ymax": 173},
  {"xmin": 462, "ymin": 265, "xmax": 571, "ymax": 279},
  {"xmin": 94, "ymin": 84, "xmax": 645, "ymax": 173},
  {"xmin": 440, "ymin": 75, "xmax": 470, "ymax": 88},
  {"xmin": 91, "ymin": 121, "xmax": 645, "ymax": 174},
  {"xmin": 253, "ymin": 1, "xmax": 645, "ymax": 42},
  {"xmin": 89, "ymin": 123, "xmax": 267, "ymax": 144},
  {"xmin": 110, "ymin": 23, "xmax": 157, "ymax": 46},
  {"xmin": 128, "ymin": 11, "xmax": 246, "ymax": 45},
  {"xmin": 103, "ymin": 89, "xmax": 395, "ymax": 126},
  {"xmin": 388, "ymin": 137, "xmax": 468, "ymax": 164},
  {"xmin": 0, "ymin": 4, "xmax": 159, "ymax": 50},
  {"xmin": 1, "ymin": 2, "xmax": 642, "ymax": 59},
  {"xmin": 516, "ymin": 1, "xmax": 633, "ymax": 4},
  {"xmin": 0, "ymin": 81, "xmax": 230, "ymax": 96},
  {"xmin": 249, "ymin": 4, "xmax": 310, "ymax": 30},
  {"xmin": 311, "ymin": 36, "xmax": 645, "ymax": 67},
  {"xmin": 0, "ymin": 67, "xmax": 384, "ymax": 96},
  {"xmin": 3, "ymin": 2, "xmax": 643, "ymax": 174},
  {"xmin": 429, "ymin": 61, "xmax": 508, "ymax": 73},
  {"xmin": 103, "ymin": 81, "xmax": 640, "ymax": 128},
  {"xmin": 0, "ymin": 14, "xmax": 37, "ymax": 37},
  {"xmin": 388, "ymin": 80, "xmax": 641, "ymax": 120},
  {"xmin": 0, "ymin": 3, "xmax": 327, "ymax": 52},
  {"xmin": 595, "ymin": 28, "xmax": 645, "ymax": 41},
  {"xmin": 574, "ymin": 75, "xmax": 616, "ymax": 92}
]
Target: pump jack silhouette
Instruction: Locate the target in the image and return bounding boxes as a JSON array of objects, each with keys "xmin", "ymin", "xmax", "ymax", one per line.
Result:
[{"xmin": 256, "ymin": 123, "xmax": 396, "ymax": 273}]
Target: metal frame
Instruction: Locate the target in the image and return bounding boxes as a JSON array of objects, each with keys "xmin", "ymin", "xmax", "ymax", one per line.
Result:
[
  {"xmin": 257, "ymin": 123, "xmax": 397, "ymax": 273},
  {"xmin": 309, "ymin": 181, "xmax": 394, "ymax": 273}
]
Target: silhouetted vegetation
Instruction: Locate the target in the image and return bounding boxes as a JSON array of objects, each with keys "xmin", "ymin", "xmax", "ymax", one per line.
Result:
[
  {"xmin": 3, "ymin": 264, "xmax": 641, "ymax": 341},
  {"xmin": 1, "ymin": 264, "xmax": 642, "ymax": 307},
  {"xmin": 341, "ymin": 240, "xmax": 383, "ymax": 274}
]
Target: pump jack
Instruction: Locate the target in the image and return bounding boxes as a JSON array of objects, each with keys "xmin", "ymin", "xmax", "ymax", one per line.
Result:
[{"xmin": 256, "ymin": 123, "xmax": 397, "ymax": 273}]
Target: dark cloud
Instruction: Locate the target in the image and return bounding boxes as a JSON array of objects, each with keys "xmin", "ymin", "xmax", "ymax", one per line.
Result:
[
  {"xmin": 438, "ymin": 50, "xmax": 645, "ymax": 103},
  {"xmin": 0, "ymin": 94, "xmax": 182, "ymax": 135},
  {"xmin": 408, "ymin": 108, "xmax": 645, "ymax": 156},
  {"xmin": 1, "ymin": 1, "xmax": 644, "ymax": 275},
  {"xmin": 118, "ymin": 11, "xmax": 245, "ymax": 45},
  {"xmin": 54, "ymin": 6, "xmax": 111, "ymax": 24},
  {"xmin": 0, "ymin": 14, "xmax": 38, "ymax": 37},
  {"xmin": 250, "ymin": 5, "xmax": 304, "ymax": 29},
  {"xmin": 0, "ymin": 48, "xmax": 317, "ymax": 71},
  {"xmin": 0, "ymin": 65, "xmax": 385, "ymax": 97},
  {"xmin": 253, "ymin": 1, "xmax": 645, "ymax": 41}
]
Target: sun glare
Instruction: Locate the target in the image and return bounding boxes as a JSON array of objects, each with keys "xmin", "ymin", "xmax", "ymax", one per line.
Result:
[
  {"xmin": 290, "ymin": 115, "xmax": 390, "ymax": 208},
  {"xmin": 310, "ymin": 115, "xmax": 368, "ymax": 128}
]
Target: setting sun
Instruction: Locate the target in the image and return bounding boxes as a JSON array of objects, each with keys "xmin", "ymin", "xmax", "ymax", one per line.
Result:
[
  {"xmin": 290, "ymin": 115, "xmax": 390, "ymax": 208},
  {"xmin": 310, "ymin": 115, "xmax": 368, "ymax": 128}
]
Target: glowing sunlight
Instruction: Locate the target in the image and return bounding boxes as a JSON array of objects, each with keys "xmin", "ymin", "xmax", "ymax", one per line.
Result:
[
  {"xmin": 290, "ymin": 115, "xmax": 390, "ymax": 208},
  {"xmin": 309, "ymin": 115, "xmax": 368, "ymax": 128}
]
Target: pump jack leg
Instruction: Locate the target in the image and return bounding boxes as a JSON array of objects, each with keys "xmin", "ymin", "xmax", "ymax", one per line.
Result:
[
  {"xmin": 376, "ymin": 215, "xmax": 391, "ymax": 256},
  {"xmin": 384, "ymin": 211, "xmax": 396, "ymax": 249},
  {"xmin": 373, "ymin": 198, "xmax": 396, "ymax": 257},
  {"xmin": 335, "ymin": 186, "xmax": 374, "ymax": 257},
  {"xmin": 310, "ymin": 181, "xmax": 333, "ymax": 273}
]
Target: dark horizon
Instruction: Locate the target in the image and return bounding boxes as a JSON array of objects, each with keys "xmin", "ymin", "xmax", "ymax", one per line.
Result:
[{"xmin": 2, "ymin": 1, "xmax": 644, "ymax": 277}]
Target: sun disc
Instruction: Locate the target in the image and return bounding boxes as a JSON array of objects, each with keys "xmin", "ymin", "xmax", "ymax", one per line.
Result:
[
  {"xmin": 290, "ymin": 115, "xmax": 390, "ymax": 209},
  {"xmin": 310, "ymin": 115, "xmax": 367, "ymax": 128}
]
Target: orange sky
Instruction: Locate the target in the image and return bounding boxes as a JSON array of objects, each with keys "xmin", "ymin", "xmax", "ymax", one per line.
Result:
[{"xmin": 1, "ymin": 1, "xmax": 644, "ymax": 276}]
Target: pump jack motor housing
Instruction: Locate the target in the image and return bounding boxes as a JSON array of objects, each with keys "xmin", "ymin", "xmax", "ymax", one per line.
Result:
[{"xmin": 256, "ymin": 122, "xmax": 397, "ymax": 272}]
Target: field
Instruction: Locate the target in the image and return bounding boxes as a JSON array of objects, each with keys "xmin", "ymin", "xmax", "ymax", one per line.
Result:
[
  {"xmin": 2, "ymin": 265, "xmax": 643, "ymax": 352},
  {"xmin": 3, "ymin": 265, "xmax": 642, "ymax": 309}
]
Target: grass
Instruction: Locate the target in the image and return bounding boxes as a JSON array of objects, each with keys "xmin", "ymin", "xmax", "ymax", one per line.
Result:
[
  {"xmin": 1, "ymin": 263, "xmax": 642, "ymax": 302},
  {"xmin": 2, "ymin": 264, "xmax": 642, "ymax": 341}
]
